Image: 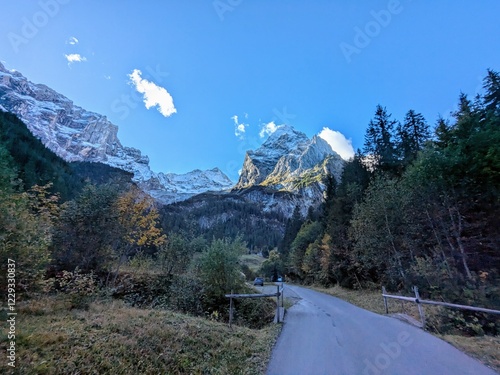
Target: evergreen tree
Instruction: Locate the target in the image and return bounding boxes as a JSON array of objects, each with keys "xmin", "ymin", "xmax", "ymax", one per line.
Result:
[
  {"xmin": 278, "ymin": 205, "xmax": 303, "ymax": 258},
  {"xmin": 364, "ymin": 105, "xmax": 398, "ymax": 174},
  {"xmin": 397, "ymin": 110, "xmax": 430, "ymax": 165},
  {"xmin": 483, "ymin": 69, "xmax": 500, "ymax": 115}
]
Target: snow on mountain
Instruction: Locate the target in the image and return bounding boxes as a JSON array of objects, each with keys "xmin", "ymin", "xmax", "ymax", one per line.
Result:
[
  {"xmin": 143, "ymin": 167, "xmax": 233, "ymax": 204},
  {"xmin": 234, "ymin": 124, "xmax": 345, "ymax": 217},
  {"xmin": 0, "ymin": 62, "xmax": 232, "ymax": 204},
  {"xmin": 236, "ymin": 124, "xmax": 344, "ymax": 191}
]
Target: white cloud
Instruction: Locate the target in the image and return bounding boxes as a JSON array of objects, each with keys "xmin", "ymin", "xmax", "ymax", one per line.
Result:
[
  {"xmin": 65, "ymin": 53, "xmax": 87, "ymax": 64},
  {"xmin": 67, "ymin": 36, "xmax": 79, "ymax": 45},
  {"xmin": 232, "ymin": 115, "xmax": 248, "ymax": 139},
  {"xmin": 128, "ymin": 69, "xmax": 177, "ymax": 117},
  {"xmin": 318, "ymin": 127, "xmax": 355, "ymax": 160},
  {"xmin": 259, "ymin": 121, "xmax": 278, "ymax": 138}
]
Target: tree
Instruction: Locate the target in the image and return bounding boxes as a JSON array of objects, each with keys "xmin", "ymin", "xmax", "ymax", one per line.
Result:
[
  {"xmin": 278, "ymin": 205, "xmax": 303, "ymax": 259},
  {"xmin": 198, "ymin": 238, "xmax": 246, "ymax": 309},
  {"xmin": 0, "ymin": 145, "xmax": 54, "ymax": 293},
  {"xmin": 51, "ymin": 183, "xmax": 121, "ymax": 273},
  {"xmin": 397, "ymin": 110, "xmax": 430, "ymax": 165},
  {"xmin": 349, "ymin": 176, "xmax": 409, "ymax": 287},
  {"xmin": 259, "ymin": 249, "xmax": 284, "ymax": 281},
  {"xmin": 483, "ymin": 69, "xmax": 500, "ymax": 115},
  {"xmin": 364, "ymin": 105, "xmax": 398, "ymax": 174},
  {"xmin": 112, "ymin": 186, "xmax": 166, "ymax": 281},
  {"xmin": 288, "ymin": 221, "xmax": 323, "ymax": 279},
  {"xmin": 157, "ymin": 233, "xmax": 192, "ymax": 277}
]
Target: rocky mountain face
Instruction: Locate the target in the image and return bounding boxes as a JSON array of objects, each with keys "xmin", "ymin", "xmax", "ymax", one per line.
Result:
[
  {"xmin": 0, "ymin": 62, "xmax": 233, "ymax": 204},
  {"xmin": 234, "ymin": 124, "xmax": 345, "ymax": 217},
  {"xmin": 162, "ymin": 127, "xmax": 346, "ymax": 248},
  {"xmin": 0, "ymin": 62, "xmax": 344, "ymax": 219}
]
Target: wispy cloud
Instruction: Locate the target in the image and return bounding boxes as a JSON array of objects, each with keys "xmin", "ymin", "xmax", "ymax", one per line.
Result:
[
  {"xmin": 65, "ymin": 53, "xmax": 87, "ymax": 64},
  {"xmin": 318, "ymin": 127, "xmax": 355, "ymax": 160},
  {"xmin": 232, "ymin": 115, "xmax": 248, "ymax": 139},
  {"xmin": 128, "ymin": 69, "xmax": 176, "ymax": 118},
  {"xmin": 259, "ymin": 121, "xmax": 279, "ymax": 138},
  {"xmin": 67, "ymin": 36, "xmax": 79, "ymax": 45}
]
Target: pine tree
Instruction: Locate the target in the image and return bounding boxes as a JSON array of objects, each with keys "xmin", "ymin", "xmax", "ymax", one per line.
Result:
[
  {"xmin": 364, "ymin": 105, "xmax": 398, "ymax": 174},
  {"xmin": 397, "ymin": 110, "xmax": 430, "ymax": 165},
  {"xmin": 483, "ymin": 69, "xmax": 500, "ymax": 115}
]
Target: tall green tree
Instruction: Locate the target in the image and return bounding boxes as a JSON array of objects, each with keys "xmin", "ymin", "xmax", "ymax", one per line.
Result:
[
  {"xmin": 397, "ymin": 110, "xmax": 430, "ymax": 165},
  {"xmin": 483, "ymin": 69, "xmax": 500, "ymax": 115},
  {"xmin": 51, "ymin": 183, "xmax": 121, "ymax": 273},
  {"xmin": 364, "ymin": 105, "xmax": 398, "ymax": 174},
  {"xmin": 198, "ymin": 238, "xmax": 246, "ymax": 309}
]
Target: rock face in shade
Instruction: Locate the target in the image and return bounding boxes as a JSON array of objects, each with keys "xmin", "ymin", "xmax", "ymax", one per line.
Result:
[{"xmin": 0, "ymin": 62, "xmax": 233, "ymax": 204}]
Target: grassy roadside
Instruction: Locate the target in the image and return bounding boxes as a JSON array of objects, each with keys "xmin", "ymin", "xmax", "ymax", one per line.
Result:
[
  {"xmin": 310, "ymin": 285, "xmax": 500, "ymax": 373},
  {"xmin": 240, "ymin": 254, "xmax": 266, "ymax": 273},
  {"xmin": 1, "ymin": 296, "xmax": 281, "ymax": 374}
]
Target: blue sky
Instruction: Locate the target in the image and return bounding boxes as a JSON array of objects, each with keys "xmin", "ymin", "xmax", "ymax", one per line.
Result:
[{"xmin": 1, "ymin": 0, "xmax": 499, "ymax": 181}]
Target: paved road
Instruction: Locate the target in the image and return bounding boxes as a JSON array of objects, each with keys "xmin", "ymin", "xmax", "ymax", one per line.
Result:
[{"xmin": 266, "ymin": 285, "xmax": 498, "ymax": 375}]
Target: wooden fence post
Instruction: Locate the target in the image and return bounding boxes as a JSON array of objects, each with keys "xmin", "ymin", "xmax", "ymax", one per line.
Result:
[
  {"xmin": 276, "ymin": 285, "xmax": 280, "ymax": 323},
  {"xmin": 382, "ymin": 286, "xmax": 389, "ymax": 314},
  {"xmin": 413, "ymin": 286, "xmax": 425, "ymax": 327},
  {"xmin": 281, "ymin": 283, "xmax": 284, "ymax": 308},
  {"xmin": 229, "ymin": 290, "xmax": 234, "ymax": 328}
]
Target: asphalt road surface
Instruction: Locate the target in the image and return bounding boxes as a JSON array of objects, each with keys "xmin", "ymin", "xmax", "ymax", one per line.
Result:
[{"xmin": 266, "ymin": 285, "xmax": 497, "ymax": 375}]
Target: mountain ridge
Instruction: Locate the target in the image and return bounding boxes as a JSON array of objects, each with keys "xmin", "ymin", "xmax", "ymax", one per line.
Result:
[
  {"xmin": 0, "ymin": 62, "xmax": 233, "ymax": 204},
  {"xmin": 0, "ymin": 62, "xmax": 344, "ymax": 214}
]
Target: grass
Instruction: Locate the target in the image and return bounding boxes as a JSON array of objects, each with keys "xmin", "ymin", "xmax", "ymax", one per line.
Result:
[
  {"xmin": 240, "ymin": 254, "xmax": 266, "ymax": 273},
  {"xmin": 309, "ymin": 284, "xmax": 500, "ymax": 373},
  {"xmin": 0, "ymin": 296, "xmax": 281, "ymax": 374}
]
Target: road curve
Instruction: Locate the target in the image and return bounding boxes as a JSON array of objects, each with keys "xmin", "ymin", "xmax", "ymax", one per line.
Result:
[{"xmin": 266, "ymin": 285, "xmax": 497, "ymax": 375}]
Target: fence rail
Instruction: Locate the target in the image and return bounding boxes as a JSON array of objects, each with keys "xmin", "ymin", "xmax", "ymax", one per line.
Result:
[
  {"xmin": 225, "ymin": 284, "xmax": 285, "ymax": 327},
  {"xmin": 382, "ymin": 286, "xmax": 500, "ymax": 327}
]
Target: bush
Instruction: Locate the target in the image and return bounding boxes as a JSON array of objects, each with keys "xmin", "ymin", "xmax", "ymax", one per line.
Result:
[
  {"xmin": 168, "ymin": 274, "xmax": 205, "ymax": 316},
  {"xmin": 43, "ymin": 268, "xmax": 98, "ymax": 309}
]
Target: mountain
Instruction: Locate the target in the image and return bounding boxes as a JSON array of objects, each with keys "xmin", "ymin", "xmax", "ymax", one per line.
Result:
[
  {"xmin": 143, "ymin": 167, "xmax": 234, "ymax": 204},
  {"xmin": 159, "ymin": 125, "xmax": 346, "ymax": 250},
  {"xmin": 234, "ymin": 124, "xmax": 345, "ymax": 217},
  {"xmin": 0, "ymin": 62, "xmax": 232, "ymax": 203},
  {"xmin": 0, "ymin": 109, "xmax": 134, "ymax": 200}
]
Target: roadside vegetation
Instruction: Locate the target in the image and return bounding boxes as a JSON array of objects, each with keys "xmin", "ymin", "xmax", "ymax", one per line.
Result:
[
  {"xmin": 0, "ymin": 111, "xmax": 279, "ymax": 374},
  {"xmin": 257, "ymin": 71, "xmax": 500, "ymax": 371},
  {"xmin": 0, "ymin": 296, "xmax": 279, "ymax": 374},
  {"xmin": 262, "ymin": 70, "xmax": 500, "ymax": 335}
]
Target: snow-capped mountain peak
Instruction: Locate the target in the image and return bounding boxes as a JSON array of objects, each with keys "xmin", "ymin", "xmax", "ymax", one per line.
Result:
[
  {"xmin": 236, "ymin": 124, "xmax": 344, "ymax": 190},
  {"xmin": 0, "ymin": 61, "xmax": 232, "ymax": 204}
]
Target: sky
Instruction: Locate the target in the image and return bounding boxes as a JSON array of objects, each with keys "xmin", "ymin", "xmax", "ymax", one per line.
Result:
[{"xmin": 1, "ymin": 0, "xmax": 499, "ymax": 181}]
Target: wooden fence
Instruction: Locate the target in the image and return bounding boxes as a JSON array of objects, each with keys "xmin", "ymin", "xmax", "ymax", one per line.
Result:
[
  {"xmin": 382, "ymin": 286, "xmax": 500, "ymax": 327},
  {"xmin": 225, "ymin": 284, "xmax": 284, "ymax": 327}
]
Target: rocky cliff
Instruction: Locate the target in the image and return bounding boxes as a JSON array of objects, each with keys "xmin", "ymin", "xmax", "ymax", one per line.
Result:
[{"xmin": 0, "ymin": 62, "xmax": 233, "ymax": 204}]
